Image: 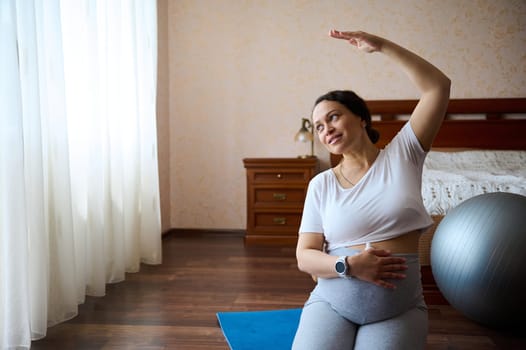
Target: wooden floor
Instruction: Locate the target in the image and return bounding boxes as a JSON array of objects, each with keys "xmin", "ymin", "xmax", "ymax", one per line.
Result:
[{"xmin": 32, "ymin": 231, "xmax": 525, "ymax": 349}]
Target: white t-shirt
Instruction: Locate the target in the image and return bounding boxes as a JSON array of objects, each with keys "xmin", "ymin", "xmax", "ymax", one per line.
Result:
[{"xmin": 299, "ymin": 122, "xmax": 433, "ymax": 251}]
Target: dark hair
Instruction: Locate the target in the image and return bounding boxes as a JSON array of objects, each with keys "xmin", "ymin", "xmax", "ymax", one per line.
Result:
[{"xmin": 314, "ymin": 90, "xmax": 380, "ymax": 144}]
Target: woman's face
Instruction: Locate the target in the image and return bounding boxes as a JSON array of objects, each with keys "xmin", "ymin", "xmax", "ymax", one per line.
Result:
[{"xmin": 312, "ymin": 100, "xmax": 366, "ymax": 154}]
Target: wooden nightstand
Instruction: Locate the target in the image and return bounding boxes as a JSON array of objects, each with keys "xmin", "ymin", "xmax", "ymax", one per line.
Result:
[{"xmin": 243, "ymin": 158, "xmax": 318, "ymax": 245}]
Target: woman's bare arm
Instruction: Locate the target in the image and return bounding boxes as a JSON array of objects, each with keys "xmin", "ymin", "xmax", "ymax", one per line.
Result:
[{"xmin": 329, "ymin": 30, "xmax": 451, "ymax": 151}]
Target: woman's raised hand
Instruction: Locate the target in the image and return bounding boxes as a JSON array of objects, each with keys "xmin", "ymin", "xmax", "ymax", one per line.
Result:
[{"xmin": 329, "ymin": 30, "xmax": 384, "ymax": 53}]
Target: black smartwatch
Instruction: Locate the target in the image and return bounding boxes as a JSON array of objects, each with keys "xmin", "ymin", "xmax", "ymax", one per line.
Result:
[{"xmin": 335, "ymin": 256, "xmax": 350, "ymax": 278}]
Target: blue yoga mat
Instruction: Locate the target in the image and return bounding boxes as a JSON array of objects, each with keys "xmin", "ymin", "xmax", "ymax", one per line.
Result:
[{"xmin": 216, "ymin": 308, "xmax": 302, "ymax": 350}]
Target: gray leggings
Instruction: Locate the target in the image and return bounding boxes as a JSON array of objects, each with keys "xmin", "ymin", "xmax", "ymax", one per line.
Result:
[{"xmin": 292, "ymin": 247, "xmax": 428, "ymax": 349}]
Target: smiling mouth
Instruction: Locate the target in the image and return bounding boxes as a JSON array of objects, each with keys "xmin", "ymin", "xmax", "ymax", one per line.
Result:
[{"xmin": 328, "ymin": 134, "xmax": 342, "ymax": 145}]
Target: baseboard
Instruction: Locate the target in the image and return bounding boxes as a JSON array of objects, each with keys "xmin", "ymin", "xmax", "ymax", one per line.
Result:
[{"xmin": 162, "ymin": 228, "xmax": 246, "ymax": 238}]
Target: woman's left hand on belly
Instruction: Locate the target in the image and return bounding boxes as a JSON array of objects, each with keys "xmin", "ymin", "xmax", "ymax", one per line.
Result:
[{"xmin": 349, "ymin": 249, "xmax": 408, "ymax": 289}]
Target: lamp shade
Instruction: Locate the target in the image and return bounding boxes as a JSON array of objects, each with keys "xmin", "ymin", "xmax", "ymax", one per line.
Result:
[{"xmin": 294, "ymin": 128, "xmax": 313, "ymax": 142}]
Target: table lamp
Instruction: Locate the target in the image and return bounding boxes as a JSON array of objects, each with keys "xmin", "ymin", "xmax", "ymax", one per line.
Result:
[{"xmin": 294, "ymin": 118, "xmax": 314, "ymax": 158}]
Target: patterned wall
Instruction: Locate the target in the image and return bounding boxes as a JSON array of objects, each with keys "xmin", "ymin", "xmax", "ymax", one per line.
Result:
[{"xmin": 157, "ymin": 0, "xmax": 526, "ymax": 230}]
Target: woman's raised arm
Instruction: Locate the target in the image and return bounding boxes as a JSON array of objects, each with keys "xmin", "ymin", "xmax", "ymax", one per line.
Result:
[{"xmin": 329, "ymin": 30, "xmax": 451, "ymax": 151}]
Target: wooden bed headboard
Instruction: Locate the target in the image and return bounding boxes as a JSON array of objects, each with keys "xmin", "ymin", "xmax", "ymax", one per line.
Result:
[{"xmin": 330, "ymin": 97, "xmax": 526, "ymax": 167}]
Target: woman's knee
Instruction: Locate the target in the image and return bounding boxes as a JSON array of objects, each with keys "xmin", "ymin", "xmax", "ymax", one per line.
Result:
[
  {"xmin": 354, "ymin": 306, "xmax": 428, "ymax": 350},
  {"xmin": 292, "ymin": 301, "xmax": 357, "ymax": 350}
]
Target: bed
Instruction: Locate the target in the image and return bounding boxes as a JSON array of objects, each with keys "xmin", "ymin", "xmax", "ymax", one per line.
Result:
[{"xmin": 329, "ymin": 97, "xmax": 526, "ymax": 304}]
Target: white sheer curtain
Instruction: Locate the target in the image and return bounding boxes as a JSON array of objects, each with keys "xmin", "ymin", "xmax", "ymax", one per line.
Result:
[{"xmin": 0, "ymin": 0, "xmax": 161, "ymax": 348}]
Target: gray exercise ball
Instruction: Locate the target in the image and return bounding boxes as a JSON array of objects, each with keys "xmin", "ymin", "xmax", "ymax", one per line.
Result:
[{"xmin": 430, "ymin": 192, "xmax": 526, "ymax": 328}]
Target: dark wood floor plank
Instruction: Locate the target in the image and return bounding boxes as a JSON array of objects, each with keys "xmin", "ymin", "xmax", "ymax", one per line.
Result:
[{"xmin": 32, "ymin": 232, "xmax": 525, "ymax": 349}]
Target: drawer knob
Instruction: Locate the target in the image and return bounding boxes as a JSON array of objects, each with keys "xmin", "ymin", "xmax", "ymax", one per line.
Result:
[
  {"xmin": 273, "ymin": 217, "xmax": 287, "ymax": 225},
  {"xmin": 273, "ymin": 193, "xmax": 287, "ymax": 201},
  {"xmin": 276, "ymin": 173, "xmax": 283, "ymax": 179}
]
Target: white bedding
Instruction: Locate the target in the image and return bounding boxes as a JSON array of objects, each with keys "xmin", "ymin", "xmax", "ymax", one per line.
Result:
[{"xmin": 422, "ymin": 150, "xmax": 526, "ymax": 215}]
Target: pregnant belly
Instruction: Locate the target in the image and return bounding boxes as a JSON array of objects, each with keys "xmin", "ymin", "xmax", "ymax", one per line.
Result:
[{"xmin": 313, "ymin": 249, "xmax": 424, "ymax": 324}]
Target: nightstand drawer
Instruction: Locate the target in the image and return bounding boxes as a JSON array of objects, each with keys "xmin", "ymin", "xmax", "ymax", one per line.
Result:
[
  {"xmin": 254, "ymin": 212, "xmax": 302, "ymax": 229},
  {"xmin": 249, "ymin": 169, "xmax": 311, "ymax": 184},
  {"xmin": 254, "ymin": 188, "xmax": 307, "ymax": 205}
]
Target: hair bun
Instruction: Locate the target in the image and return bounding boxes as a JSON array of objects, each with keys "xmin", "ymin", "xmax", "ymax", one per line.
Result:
[{"xmin": 367, "ymin": 127, "xmax": 380, "ymax": 144}]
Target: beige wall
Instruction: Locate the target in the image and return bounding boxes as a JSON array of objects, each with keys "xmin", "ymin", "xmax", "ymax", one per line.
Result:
[{"xmin": 157, "ymin": 0, "xmax": 526, "ymax": 232}]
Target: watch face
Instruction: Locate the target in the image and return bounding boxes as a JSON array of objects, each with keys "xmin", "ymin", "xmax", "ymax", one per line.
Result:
[{"xmin": 335, "ymin": 261, "xmax": 346, "ymax": 274}]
